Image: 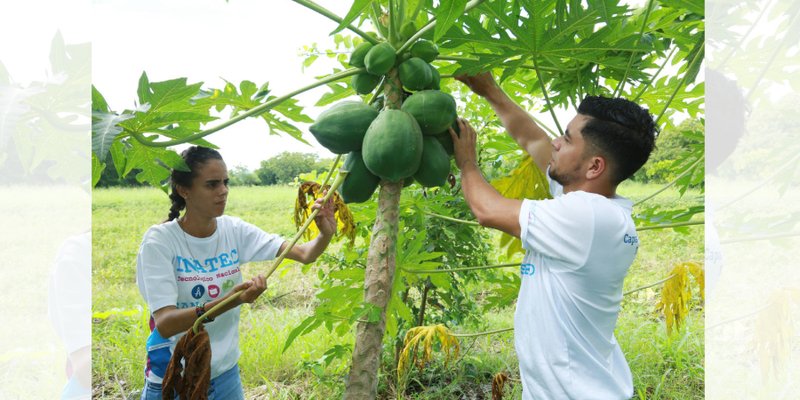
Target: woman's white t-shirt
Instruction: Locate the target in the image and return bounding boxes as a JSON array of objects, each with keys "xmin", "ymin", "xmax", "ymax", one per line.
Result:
[{"xmin": 136, "ymin": 215, "xmax": 284, "ymax": 383}]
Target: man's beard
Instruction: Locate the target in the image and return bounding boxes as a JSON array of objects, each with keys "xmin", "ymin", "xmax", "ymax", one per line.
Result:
[{"xmin": 548, "ymin": 163, "xmax": 581, "ymax": 186}]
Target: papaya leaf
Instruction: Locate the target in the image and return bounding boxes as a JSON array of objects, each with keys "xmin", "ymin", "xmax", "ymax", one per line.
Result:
[
  {"xmin": 120, "ymin": 141, "xmax": 188, "ymax": 191},
  {"xmin": 659, "ymin": 0, "xmax": 703, "ymax": 16},
  {"xmin": 91, "ymin": 152, "xmax": 105, "ymax": 188},
  {"xmin": 109, "ymin": 140, "xmax": 128, "ymax": 179},
  {"xmin": 136, "ymin": 71, "xmax": 151, "ymax": 105},
  {"xmin": 273, "ymin": 98, "xmax": 314, "ymax": 123},
  {"xmin": 331, "ymin": 0, "xmax": 373, "ymax": 35},
  {"xmin": 654, "ymin": 262, "xmax": 703, "ymax": 334},
  {"xmin": 490, "ymin": 156, "xmax": 551, "ymax": 257},
  {"xmin": 433, "ymin": 0, "xmax": 467, "ymax": 42},
  {"xmin": 586, "ymin": 0, "xmax": 628, "ymax": 24},
  {"xmin": 91, "ymin": 85, "xmax": 109, "ymax": 112},
  {"xmin": 316, "ymin": 81, "xmax": 356, "ymax": 106},
  {"xmin": 484, "ymin": 271, "xmax": 521, "ymax": 310},
  {"xmin": 91, "ymin": 111, "xmax": 133, "ymax": 159},
  {"xmin": 283, "ymin": 315, "xmax": 320, "ymax": 353}
]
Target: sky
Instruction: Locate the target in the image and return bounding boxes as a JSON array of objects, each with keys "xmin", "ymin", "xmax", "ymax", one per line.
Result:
[{"xmin": 92, "ymin": 0, "xmax": 356, "ymax": 171}]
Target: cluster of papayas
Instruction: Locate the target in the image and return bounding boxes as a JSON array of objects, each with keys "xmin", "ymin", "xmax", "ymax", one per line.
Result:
[{"xmin": 313, "ymin": 36, "xmax": 459, "ymax": 203}]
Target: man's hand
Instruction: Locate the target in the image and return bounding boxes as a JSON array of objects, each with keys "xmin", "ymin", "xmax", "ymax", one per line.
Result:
[
  {"xmin": 312, "ymin": 190, "xmax": 337, "ymax": 237},
  {"xmin": 455, "ymin": 72, "xmax": 499, "ymax": 98},
  {"xmin": 450, "ymin": 117, "xmax": 478, "ymax": 170}
]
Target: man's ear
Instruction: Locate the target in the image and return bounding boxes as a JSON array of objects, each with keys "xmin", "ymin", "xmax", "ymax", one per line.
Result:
[{"xmin": 585, "ymin": 156, "xmax": 606, "ymax": 180}]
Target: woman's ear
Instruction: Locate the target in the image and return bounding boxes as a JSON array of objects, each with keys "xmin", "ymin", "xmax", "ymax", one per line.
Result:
[{"xmin": 176, "ymin": 185, "xmax": 189, "ymax": 200}]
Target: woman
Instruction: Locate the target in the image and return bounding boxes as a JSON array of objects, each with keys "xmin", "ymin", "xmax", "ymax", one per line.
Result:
[{"xmin": 137, "ymin": 146, "xmax": 336, "ymax": 399}]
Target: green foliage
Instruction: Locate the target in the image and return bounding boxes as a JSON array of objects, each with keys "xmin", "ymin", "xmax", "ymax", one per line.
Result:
[
  {"xmin": 635, "ymin": 119, "xmax": 704, "ymax": 184},
  {"xmin": 91, "ymin": 0, "xmax": 706, "ymax": 396},
  {"xmin": 255, "ymin": 152, "xmax": 331, "ymax": 185},
  {"xmin": 92, "ymin": 182, "xmax": 703, "ymax": 398},
  {"xmin": 228, "ymin": 165, "xmax": 260, "ymax": 186}
]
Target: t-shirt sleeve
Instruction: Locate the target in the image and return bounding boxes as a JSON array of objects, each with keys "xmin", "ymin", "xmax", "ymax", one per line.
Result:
[
  {"xmin": 137, "ymin": 236, "xmax": 179, "ymax": 314},
  {"xmin": 518, "ymin": 194, "xmax": 594, "ymax": 267},
  {"xmin": 233, "ymin": 218, "xmax": 285, "ymax": 263}
]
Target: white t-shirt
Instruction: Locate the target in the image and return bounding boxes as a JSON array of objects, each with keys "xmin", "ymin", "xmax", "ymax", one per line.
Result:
[
  {"xmin": 515, "ymin": 175, "xmax": 637, "ymax": 399},
  {"xmin": 136, "ymin": 215, "xmax": 284, "ymax": 383}
]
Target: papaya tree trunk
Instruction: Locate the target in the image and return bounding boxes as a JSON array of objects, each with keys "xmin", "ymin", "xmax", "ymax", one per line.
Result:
[
  {"xmin": 344, "ymin": 68, "xmax": 405, "ymax": 399},
  {"xmin": 344, "ymin": 180, "xmax": 402, "ymax": 398}
]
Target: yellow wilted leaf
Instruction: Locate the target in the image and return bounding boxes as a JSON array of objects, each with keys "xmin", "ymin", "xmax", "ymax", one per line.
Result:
[
  {"xmin": 293, "ymin": 180, "xmax": 355, "ymax": 243},
  {"xmin": 397, "ymin": 324, "xmax": 461, "ymax": 388},
  {"xmin": 754, "ymin": 289, "xmax": 796, "ymax": 382},
  {"xmin": 490, "ymin": 156, "xmax": 550, "ymax": 258},
  {"xmin": 654, "ymin": 261, "xmax": 704, "ymax": 334},
  {"xmin": 492, "ymin": 372, "xmax": 509, "ymax": 400}
]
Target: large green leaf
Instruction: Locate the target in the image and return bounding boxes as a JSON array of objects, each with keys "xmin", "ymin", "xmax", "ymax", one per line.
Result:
[
  {"xmin": 91, "ymin": 152, "xmax": 105, "ymax": 188},
  {"xmin": 331, "ymin": 0, "xmax": 373, "ymax": 35},
  {"xmin": 92, "ymin": 85, "xmax": 109, "ymax": 112},
  {"xmin": 433, "ymin": 0, "xmax": 467, "ymax": 42},
  {"xmin": 659, "ymin": 0, "xmax": 703, "ymax": 16},
  {"xmin": 91, "ymin": 111, "xmax": 133, "ymax": 159}
]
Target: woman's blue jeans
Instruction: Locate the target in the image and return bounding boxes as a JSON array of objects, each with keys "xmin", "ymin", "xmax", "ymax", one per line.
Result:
[{"xmin": 140, "ymin": 364, "xmax": 244, "ymax": 400}]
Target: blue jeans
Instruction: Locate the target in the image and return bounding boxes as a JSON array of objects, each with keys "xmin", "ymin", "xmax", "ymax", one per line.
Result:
[{"xmin": 140, "ymin": 364, "xmax": 244, "ymax": 400}]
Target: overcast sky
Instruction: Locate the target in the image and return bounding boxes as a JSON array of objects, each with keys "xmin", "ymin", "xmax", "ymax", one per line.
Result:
[{"xmin": 91, "ymin": 0, "xmax": 355, "ymax": 170}]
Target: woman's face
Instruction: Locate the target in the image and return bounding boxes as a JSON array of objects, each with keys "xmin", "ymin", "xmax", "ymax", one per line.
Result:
[{"xmin": 179, "ymin": 159, "xmax": 229, "ymax": 219}]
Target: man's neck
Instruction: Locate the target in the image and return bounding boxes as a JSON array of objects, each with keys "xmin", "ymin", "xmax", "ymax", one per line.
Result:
[{"xmin": 562, "ymin": 182, "xmax": 616, "ymax": 198}]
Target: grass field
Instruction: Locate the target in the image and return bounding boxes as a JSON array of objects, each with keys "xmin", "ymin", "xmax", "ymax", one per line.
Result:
[
  {"xmin": 92, "ymin": 182, "xmax": 703, "ymax": 399},
  {"xmin": 0, "ymin": 185, "xmax": 90, "ymax": 399}
]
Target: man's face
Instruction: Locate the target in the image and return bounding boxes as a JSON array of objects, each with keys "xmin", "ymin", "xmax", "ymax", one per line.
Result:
[{"xmin": 549, "ymin": 114, "xmax": 591, "ymax": 186}]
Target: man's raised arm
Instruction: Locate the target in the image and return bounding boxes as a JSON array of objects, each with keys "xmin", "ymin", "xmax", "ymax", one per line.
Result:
[{"xmin": 456, "ymin": 72, "xmax": 553, "ymax": 172}]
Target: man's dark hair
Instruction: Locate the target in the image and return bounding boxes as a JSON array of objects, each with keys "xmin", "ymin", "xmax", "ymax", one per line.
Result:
[{"xmin": 577, "ymin": 96, "xmax": 657, "ymax": 184}]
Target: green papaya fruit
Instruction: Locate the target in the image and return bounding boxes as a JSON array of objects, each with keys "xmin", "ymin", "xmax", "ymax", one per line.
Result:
[
  {"xmin": 339, "ymin": 151, "xmax": 381, "ymax": 203},
  {"xmin": 410, "ymin": 39, "xmax": 438, "ymax": 63},
  {"xmin": 349, "ymin": 42, "xmax": 373, "ymax": 68},
  {"xmin": 362, "ymin": 109, "xmax": 424, "ymax": 181},
  {"xmin": 401, "ymin": 90, "xmax": 457, "ymax": 135},
  {"xmin": 434, "ymin": 120, "xmax": 460, "ymax": 156},
  {"xmin": 414, "ymin": 136, "xmax": 450, "ymax": 187},
  {"xmin": 309, "ymin": 101, "xmax": 379, "ymax": 154},
  {"xmin": 398, "ymin": 57, "xmax": 432, "ymax": 91},
  {"xmin": 364, "ymin": 42, "xmax": 397, "ymax": 76},
  {"xmin": 351, "ymin": 73, "xmax": 381, "ymax": 95},
  {"xmin": 426, "ymin": 63, "xmax": 441, "ymax": 90},
  {"xmin": 434, "ymin": 132, "xmax": 454, "ymax": 156}
]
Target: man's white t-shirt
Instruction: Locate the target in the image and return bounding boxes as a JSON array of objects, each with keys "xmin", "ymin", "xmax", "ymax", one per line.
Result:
[
  {"xmin": 515, "ymin": 174, "xmax": 638, "ymax": 399},
  {"xmin": 136, "ymin": 215, "xmax": 284, "ymax": 383}
]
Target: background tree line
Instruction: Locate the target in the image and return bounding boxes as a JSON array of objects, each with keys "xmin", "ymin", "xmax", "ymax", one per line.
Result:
[
  {"xmin": 96, "ymin": 151, "xmax": 336, "ymax": 187},
  {"xmin": 96, "ymin": 118, "xmax": 702, "ymax": 188}
]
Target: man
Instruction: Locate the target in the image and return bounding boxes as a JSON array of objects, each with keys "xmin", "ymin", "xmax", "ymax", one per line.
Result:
[{"xmin": 450, "ymin": 72, "xmax": 656, "ymax": 399}]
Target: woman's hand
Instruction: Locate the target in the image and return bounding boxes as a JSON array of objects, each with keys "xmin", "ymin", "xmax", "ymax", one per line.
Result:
[
  {"xmin": 233, "ymin": 274, "xmax": 267, "ymax": 304},
  {"xmin": 313, "ymin": 190, "xmax": 337, "ymax": 237}
]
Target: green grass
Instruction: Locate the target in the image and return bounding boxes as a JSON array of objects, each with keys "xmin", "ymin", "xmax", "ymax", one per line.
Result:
[
  {"xmin": 0, "ymin": 185, "xmax": 90, "ymax": 399},
  {"xmin": 92, "ymin": 182, "xmax": 704, "ymax": 399}
]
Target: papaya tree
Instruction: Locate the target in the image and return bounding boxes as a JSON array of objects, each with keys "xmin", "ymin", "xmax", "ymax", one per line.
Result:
[{"xmin": 92, "ymin": 0, "xmax": 704, "ymax": 397}]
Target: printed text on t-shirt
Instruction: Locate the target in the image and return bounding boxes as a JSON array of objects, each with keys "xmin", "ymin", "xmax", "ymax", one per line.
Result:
[{"xmin": 175, "ymin": 249, "xmax": 240, "ymax": 273}]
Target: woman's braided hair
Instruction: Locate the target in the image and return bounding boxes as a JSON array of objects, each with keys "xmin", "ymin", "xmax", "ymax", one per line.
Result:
[{"xmin": 166, "ymin": 146, "xmax": 223, "ymax": 222}]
